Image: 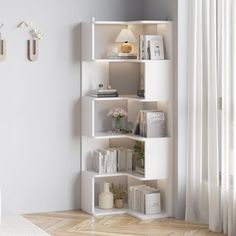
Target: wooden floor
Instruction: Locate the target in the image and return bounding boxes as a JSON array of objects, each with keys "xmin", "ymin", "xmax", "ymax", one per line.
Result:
[{"xmin": 24, "ymin": 211, "xmax": 226, "ymax": 236}]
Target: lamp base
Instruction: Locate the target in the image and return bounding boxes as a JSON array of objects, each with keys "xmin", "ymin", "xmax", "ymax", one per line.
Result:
[{"xmin": 121, "ymin": 42, "xmax": 132, "ymax": 53}]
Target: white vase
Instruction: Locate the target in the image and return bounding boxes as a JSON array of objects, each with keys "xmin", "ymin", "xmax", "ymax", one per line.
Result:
[{"xmin": 99, "ymin": 182, "xmax": 113, "ymax": 209}]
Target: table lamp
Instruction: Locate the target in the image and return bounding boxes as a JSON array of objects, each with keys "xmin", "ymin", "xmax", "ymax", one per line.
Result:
[{"xmin": 115, "ymin": 28, "xmax": 137, "ymax": 53}]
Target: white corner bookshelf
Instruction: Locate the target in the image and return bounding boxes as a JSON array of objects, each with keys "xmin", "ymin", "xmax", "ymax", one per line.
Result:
[{"xmin": 81, "ymin": 19, "xmax": 173, "ymax": 220}]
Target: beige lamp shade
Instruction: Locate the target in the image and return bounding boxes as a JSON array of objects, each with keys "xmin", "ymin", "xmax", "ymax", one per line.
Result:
[
  {"xmin": 115, "ymin": 28, "xmax": 137, "ymax": 43},
  {"xmin": 115, "ymin": 28, "xmax": 137, "ymax": 53}
]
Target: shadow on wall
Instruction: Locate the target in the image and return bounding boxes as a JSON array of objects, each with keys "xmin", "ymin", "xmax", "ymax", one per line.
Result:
[
  {"xmin": 72, "ymin": 24, "xmax": 82, "ymax": 138},
  {"xmin": 72, "ymin": 23, "xmax": 81, "ymax": 62},
  {"xmin": 72, "ymin": 23, "xmax": 82, "ymax": 209},
  {"xmin": 73, "ymin": 99, "xmax": 81, "ymax": 137},
  {"xmin": 73, "ymin": 174, "xmax": 81, "ymax": 209}
]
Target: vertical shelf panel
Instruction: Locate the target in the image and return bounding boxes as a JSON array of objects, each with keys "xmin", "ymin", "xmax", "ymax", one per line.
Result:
[
  {"xmin": 81, "ymin": 171, "xmax": 95, "ymax": 214},
  {"xmin": 81, "ymin": 22, "xmax": 94, "ymax": 61},
  {"xmin": 144, "ymin": 61, "xmax": 172, "ymax": 101},
  {"xmin": 145, "ymin": 138, "xmax": 170, "ymax": 179}
]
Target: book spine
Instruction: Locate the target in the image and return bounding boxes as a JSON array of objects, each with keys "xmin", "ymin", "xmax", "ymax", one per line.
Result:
[{"xmin": 126, "ymin": 149, "xmax": 133, "ymax": 172}]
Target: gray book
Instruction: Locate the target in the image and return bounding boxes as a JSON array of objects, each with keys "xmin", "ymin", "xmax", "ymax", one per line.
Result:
[{"xmin": 144, "ymin": 111, "xmax": 166, "ymax": 137}]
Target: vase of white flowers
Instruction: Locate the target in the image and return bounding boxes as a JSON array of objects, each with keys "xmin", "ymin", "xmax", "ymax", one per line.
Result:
[{"xmin": 107, "ymin": 108, "xmax": 127, "ymax": 131}]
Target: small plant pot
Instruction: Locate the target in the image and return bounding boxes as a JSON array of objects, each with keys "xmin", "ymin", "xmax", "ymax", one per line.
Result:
[{"xmin": 114, "ymin": 199, "xmax": 124, "ymax": 209}]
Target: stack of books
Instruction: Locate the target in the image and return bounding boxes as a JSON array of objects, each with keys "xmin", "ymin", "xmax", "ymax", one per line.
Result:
[
  {"xmin": 88, "ymin": 89, "xmax": 118, "ymax": 98},
  {"xmin": 128, "ymin": 185, "xmax": 161, "ymax": 214},
  {"xmin": 134, "ymin": 110, "xmax": 166, "ymax": 138},
  {"xmin": 117, "ymin": 53, "xmax": 137, "ymax": 59},
  {"xmin": 92, "ymin": 147, "xmax": 133, "ymax": 174}
]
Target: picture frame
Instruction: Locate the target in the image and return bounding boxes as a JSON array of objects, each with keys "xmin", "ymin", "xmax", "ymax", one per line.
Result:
[
  {"xmin": 139, "ymin": 35, "xmax": 164, "ymax": 60},
  {"xmin": 148, "ymin": 38, "xmax": 164, "ymax": 60}
]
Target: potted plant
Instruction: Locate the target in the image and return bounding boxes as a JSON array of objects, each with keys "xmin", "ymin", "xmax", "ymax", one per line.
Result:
[
  {"xmin": 107, "ymin": 107, "xmax": 127, "ymax": 131},
  {"xmin": 133, "ymin": 141, "xmax": 145, "ymax": 174},
  {"xmin": 110, "ymin": 183, "xmax": 127, "ymax": 208}
]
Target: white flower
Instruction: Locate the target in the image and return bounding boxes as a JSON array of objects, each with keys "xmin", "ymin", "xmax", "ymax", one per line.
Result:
[
  {"xmin": 107, "ymin": 108, "xmax": 127, "ymax": 118},
  {"xmin": 18, "ymin": 21, "xmax": 44, "ymax": 40},
  {"xmin": 30, "ymin": 29, "xmax": 43, "ymax": 40}
]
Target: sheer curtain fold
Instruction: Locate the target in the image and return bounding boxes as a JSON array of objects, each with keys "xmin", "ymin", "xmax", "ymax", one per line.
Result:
[{"xmin": 186, "ymin": 0, "xmax": 236, "ymax": 235}]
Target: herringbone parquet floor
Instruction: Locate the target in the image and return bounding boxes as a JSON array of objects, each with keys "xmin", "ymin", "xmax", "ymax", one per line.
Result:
[{"xmin": 24, "ymin": 211, "xmax": 226, "ymax": 236}]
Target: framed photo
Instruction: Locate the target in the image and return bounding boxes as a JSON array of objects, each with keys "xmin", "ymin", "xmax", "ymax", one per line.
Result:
[
  {"xmin": 149, "ymin": 38, "xmax": 164, "ymax": 60},
  {"xmin": 139, "ymin": 35, "xmax": 164, "ymax": 60}
]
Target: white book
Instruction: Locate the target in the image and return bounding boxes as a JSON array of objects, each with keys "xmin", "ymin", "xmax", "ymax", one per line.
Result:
[
  {"xmin": 102, "ymin": 149, "xmax": 111, "ymax": 173},
  {"xmin": 90, "ymin": 89, "xmax": 117, "ymax": 93},
  {"xmin": 93, "ymin": 150, "xmax": 104, "ymax": 173},
  {"xmin": 117, "ymin": 148, "xmax": 127, "ymax": 172},
  {"xmin": 141, "ymin": 188, "xmax": 159, "ymax": 213},
  {"xmin": 145, "ymin": 192, "xmax": 161, "ymax": 214},
  {"xmin": 130, "ymin": 185, "xmax": 149, "ymax": 211},
  {"xmin": 126, "ymin": 149, "xmax": 133, "ymax": 173},
  {"xmin": 128, "ymin": 185, "xmax": 144, "ymax": 210},
  {"xmin": 139, "ymin": 35, "xmax": 145, "ymax": 59},
  {"xmin": 136, "ymin": 186, "xmax": 152, "ymax": 212},
  {"xmin": 107, "ymin": 148, "xmax": 117, "ymax": 173},
  {"xmin": 105, "ymin": 151, "xmax": 112, "ymax": 173}
]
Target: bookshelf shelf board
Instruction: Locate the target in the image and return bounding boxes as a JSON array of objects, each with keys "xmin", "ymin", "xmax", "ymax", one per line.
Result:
[
  {"xmin": 94, "ymin": 207, "xmax": 128, "ymax": 216},
  {"xmin": 84, "ymin": 171, "xmax": 162, "ymax": 181},
  {"xmin": 128, "ymin": 210, "xmax": 168, "ymax": 220},
  {"xmin": 87, "ymin": 96, "xmax": 127, "ymax": 101},
  {"xmin": 94, "ymin": 132, "xmax": 170, "ymax": 141},
  {"xmin": 85, "ymin": 95, "xmax": 160, "ymax": 102},
  {"xmin": 94, "ymin": 20, "xmax": 172, "ymax": 25},
  {"xmin": 87, "ymin": 171, "xmax": 127, "ymax": 178},
  {"xmin": 94, "ymin": 132, "xmax": 128, "ymax": 139},
  {"xmin": 94, "ymin": 207, "xmax": 168, "ymax": 220},
  {"xmin": 94, "ymin": 59, "xmax": 171, "ymax": 63}
]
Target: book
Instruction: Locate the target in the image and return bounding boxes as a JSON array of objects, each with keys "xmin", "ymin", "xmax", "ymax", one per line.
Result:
[
  {"xmin": 93, "ymin": 150, "xmax": 103, "ymax": 173},
  {"xmin": 126, "ymin": 149, "xmax": 133, "ymax": 173},
  {"xmin": 145, "ymin": 192, "xmax": 161, "ymax": 214},
  {"xmin": 139, "ymin": 35, "xmax": 145, "ymax": 60},
  {"xmin": 137, "ymin": 110, "xmax": 158, "ymax": 136},
  {"xmin": 145, "ymin": 111, "xmax": 166, "ymax": 137},
  {"xmin": 90, "ymin": 89, "xmax": 117, "ymax": 93},
  {"xmin": 134, "ymin": 110, "xmax": 166, "ymax": 137},
  {"xmin": 106, "ymin": 148, "xmax": 117, "ymax": 173},
  {"xmin": 117, "ymin": 148, "xmax": 127, "ymax": 172},
  {"xmin": 89, "ymin": 93, "xmax": 118, "ymax": 98},
  {"xmin": 117, "ymin": 52, "xmax": 137, "ymax": 59},
  {"xmin": 128, "ymin": 185, "xmax": 161, "ymax": 214},
  {"xmin": 93, "ymin": 150, "xmax": 106, "ymax": 173}
]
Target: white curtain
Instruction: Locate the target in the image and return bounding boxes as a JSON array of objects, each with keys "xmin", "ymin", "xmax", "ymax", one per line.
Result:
[{"xmin": 186, "ymin": 0, "xmax": 236, "ymax": 235}]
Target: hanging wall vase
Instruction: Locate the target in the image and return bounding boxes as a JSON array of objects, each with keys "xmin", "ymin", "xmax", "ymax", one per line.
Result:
[
  {"xmin": 18, "ymin": 21, "xmax": 43, "ymax": 62},
  {"xmin": 0, "ymin": 39, "xmax": 6, "ymax": 61},
  {"xmin": 28, "ymin": 38, "xmax": 38, "ymax": 61},
  {"xmin": 0, "ymin": 23, "xmax": 6, "ymax": 61}
]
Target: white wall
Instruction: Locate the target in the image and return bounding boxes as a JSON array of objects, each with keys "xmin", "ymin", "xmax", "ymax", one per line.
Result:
[
  {"xmin": 0, "ymin": 0, "xmax": 143, "ymax": 215},
  {"xmin": 144, "ymin": 0, "xmax": 177, "ymax": 21},
  {"xmin": 144, "ymin": 0, "xmax": 188, "ymax": 219}
]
